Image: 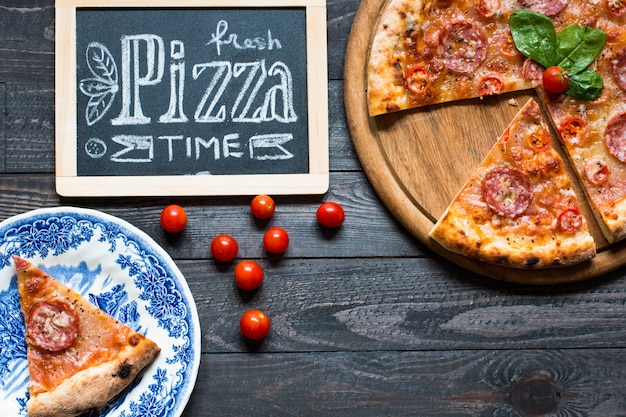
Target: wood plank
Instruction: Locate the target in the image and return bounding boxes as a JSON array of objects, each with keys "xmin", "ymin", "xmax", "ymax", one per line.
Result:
[
  {"xmin": 185, "ymin": 349, "xmax": 626, "ymax": 416},
  {"xmin": 0, "ymin": 173, "xmax": 427, "ymax": 259},
  {"xmin": 0, "ymin": 2, "xmax": 55, "ymax": 83},
  {"xmin": 4, "ymin": 82, "xmax": 54, "ymax": 172},
  {"xmin": 180, "ymin": 257, "xmax": 626, "ymax": 353},
  {"xmin": 0, "ymin": 82, "xmax": 5, "ymax": 173}
]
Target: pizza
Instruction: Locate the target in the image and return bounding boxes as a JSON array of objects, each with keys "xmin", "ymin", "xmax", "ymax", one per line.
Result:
[
  {"xmin": 367, "ymin": 0, "xmax": 538, "ymax": 116},
  {"xmin": 429, "ymin": 98, "xmax": 596, "ymax": 268},
  {"xmin": 13, "ymin": 256, "xmax": 161, "ymax": 417},
  {"xmin": 366, "ymin": 0, "xmax": 626, "ymax": 263}
]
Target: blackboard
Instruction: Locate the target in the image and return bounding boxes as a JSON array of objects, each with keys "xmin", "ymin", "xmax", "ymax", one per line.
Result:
[{"xmin": 55, "ymin": 0, "xmax": 328, "ymax": 196}]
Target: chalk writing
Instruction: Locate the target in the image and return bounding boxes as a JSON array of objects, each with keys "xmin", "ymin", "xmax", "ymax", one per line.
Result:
[{"xmin": 207, "ymin": 20, "xmax": 282, "ymax": 56}]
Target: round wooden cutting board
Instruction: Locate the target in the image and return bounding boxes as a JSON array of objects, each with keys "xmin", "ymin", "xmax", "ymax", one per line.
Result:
[{"xmin": 343, "ymin": 0, "xmax": 626, "ymax": 284}]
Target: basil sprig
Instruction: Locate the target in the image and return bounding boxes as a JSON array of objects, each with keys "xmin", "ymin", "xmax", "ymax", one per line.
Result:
[{"xmin": 509, "ymin": 10, "xmax": 606, "ymax": 100}]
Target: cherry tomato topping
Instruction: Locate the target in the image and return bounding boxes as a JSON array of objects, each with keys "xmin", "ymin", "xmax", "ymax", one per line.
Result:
[
  {"xmin": 160, "ymin": 204, "xmax": 188, "ymax": 233},
  {"xmin": 478, "ymin": 75, "xmax": 503, "ymax": 97},
  {"xmin": 263, "ymin": 227, "xmax": 289, "ymax": 254},
  {"xmin": 560, "ymin": 116, "xmax": 586, "ymax": 144},
  {"xmin": 210, "ymin": 234, "xmax": 239, "ymax": 262},
  {"xmin": 405, "ymin": 65, "xmax": 429, "ymax": 95},
  {"xmin": 607, "ymin": 0, "xmax": 626, "ymax": 15},
  {"xmin": 584, "ymin": 157, "xmax": 611, "ymax": 185},
  {"xmin": 542, "ymin": 66, "xmax": 569, "ymax": 94},
  {"xmin": 316, "ymin": 202, "xmax": 345, "ymax": 228},
  {"xmin": 250, "ymin": 195, "xmax": 276, "ymax": 219},
  {"xmin": 240, "ymin": 309, "xmax": 271, "ymax": 340},
  {"xmin": 558, "ymin": 208, "xmax": 584, "ymax": 233},
  {"xmin": 234, "ymin": 260, "xmax": 264, "ymax": 291},
  {"xmin": 476, "ymin": 0, "xmax": 500, "ymax": 17},
  {"xmin": 528, "ymin": 126, "xmax": 552, "ymax": 152}
]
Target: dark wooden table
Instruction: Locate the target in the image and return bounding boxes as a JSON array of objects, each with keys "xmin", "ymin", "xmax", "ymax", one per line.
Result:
[{"xmin": 2, "ymin": 1, "xmax": 626, "ymax": 416}]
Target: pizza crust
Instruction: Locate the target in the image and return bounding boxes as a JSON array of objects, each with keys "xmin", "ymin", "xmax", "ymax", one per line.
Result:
[
  {"xmin": 27, "ymin": 337, "xmax": 160, "ymax": 417},
  {"xmin": 367, "ymin": 0, "xmax": 420, "ymax": 115},
  {"xmin": 430, "ymin": 204, "xmax": 597, "ymax": 268}
]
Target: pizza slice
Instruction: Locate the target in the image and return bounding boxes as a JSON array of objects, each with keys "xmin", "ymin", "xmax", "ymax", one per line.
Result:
[
  {"xmin": 429, "ymin": 98, "xmax": 596, "ymax": 268},
  {"xmin": 13, "ymin": 256, "xmax": 160, "ymax": 417},
  {"xmin": 367, "ymin": 0, "xmax": 537, "ymax": 116},
  {"xmin": 538, "ymin": 29, "xmax": 626, "ymax": 243}
]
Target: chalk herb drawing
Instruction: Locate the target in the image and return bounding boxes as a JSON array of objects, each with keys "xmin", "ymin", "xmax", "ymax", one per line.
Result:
[{"xmin": 79, "ymin": 42, "xmax": 119, "ymax": 126}]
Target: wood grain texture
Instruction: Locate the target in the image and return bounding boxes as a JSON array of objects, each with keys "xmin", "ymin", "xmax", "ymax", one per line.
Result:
[
  {"xmin": 186, "ymin": 349, "xmax": 626, "ymax": 416},
  {"xmin": 2, "ymin": 1, "xmax": 626, "ymax": 416},
  {"xmin": 343, "ymin": 0, "xmax": 625, "ymax": 284}
]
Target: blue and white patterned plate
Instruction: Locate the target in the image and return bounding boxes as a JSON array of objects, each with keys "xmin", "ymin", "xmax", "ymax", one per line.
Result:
[{"xmin": 0, "ymin": 207, "xmax": 200, "ymax": 417}]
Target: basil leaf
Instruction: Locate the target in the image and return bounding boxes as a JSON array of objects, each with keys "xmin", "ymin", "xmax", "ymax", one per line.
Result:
[
  {"xmin": 566, "ymin": 68, "xmax": 604, "ymax": 100},
  {"xmin": 556, "ymin": 24, "xmax": 607, "ymax": 75},
  {"xmin": 509, "ymin": 10, "xmax": 557, "ymax": 68}
]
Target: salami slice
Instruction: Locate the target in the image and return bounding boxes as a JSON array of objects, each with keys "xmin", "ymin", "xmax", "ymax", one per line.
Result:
[
  {"xmin": 521, "ymin": 0, "xmax": 568, "ymax": 16},
  {"xmin": 27, "ymin": 299, "xmax": 79, "ymax": 352},
  {"xmin": 439, "ymin": 22, "xmax": 487, "ymax": 73},
  {"xmin": 613, "ymin": 46, "xmax": 626, "ymax": 91},
  {"xmin": 605, "ymin": 112, "xmax": 626, "ymax": 163},
  {"xmin": 481, "ymin": 166, "xmax": 533, "ymax": 217}
]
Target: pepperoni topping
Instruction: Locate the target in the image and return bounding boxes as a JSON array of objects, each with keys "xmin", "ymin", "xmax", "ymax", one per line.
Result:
[
  {"xmin": 528, "ymin": 126, "xmax": 552, "ymax": 152},
  {"xmin": 481, "ymin": 166, "xmax": 533, "ymax": 217},
  {"xmin": 405, "ymin": 65, "xmax": 429, "ymax": 95},
  {"xmin": 558, "ymin": 208, "xmax": 584, "ymax": 233},
  {"xmin": 495, "ymin": 30, "xmax": 519, "ymax": 58},
  {"xmin": 521, "ymin": 0, "xmax": 568, "ymax": 16},
  {"xmin": 27, "ymin": 299, "xmax": 79, "ymax": 352},
  {"xmin": 605, "ymin": 112, "xmax": 626, "ymax": 163},
  {"xmin": 439, "ymin": 22, "xmax": 487, "ymax": 73},
  {"xmin": 584, "ymin": 157, "xmax": 611, "ymax": 185},
  {"xmin": 478, "ymin": 75, "xmax": 503, "ymax": 97},
  {"xmin": 522, "ymin": 59, "xmax": 543, "ymax": 80},
  {"xmin": 607, "ymin": 0, "xmax": 626, "ymax": 15},
  {"xmin": 613, "ymin": 46, "xmax": 626, "ymax": 91}
]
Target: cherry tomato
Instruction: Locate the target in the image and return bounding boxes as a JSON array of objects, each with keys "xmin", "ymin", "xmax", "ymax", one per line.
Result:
[
  {"xmin": 542, "ymin": 66, "xmax": 569, "ymax": 94},
  {"xmin": 405, "ymin": 65, "xmax": 429, "ymax": 95},
  {"xmin": 160, "ymin": 204, "xmax": 188, "ymax": 233},
  {"xmin": 560, "ymin": 116, "xmax": 586, "ymax": 144},
  {"xmin": 584, "ymin": 157, "xmax": 611, "ymax": 185},
  {"xmin": 239, "ymin": 309, "xmax": 271, "ymax": 340},
  {"xmin": 316, "ymin": 202, "xmax": 345, "ymax": 228},
  {"xmin": 234, "ymin": 260, "xmax": 264, "ymax": 291},
  {"xmin": 210, "ymin": 234, "xmax": 238, "ymax": 262},
  {"xmin": 250, "ymin": 194, "xmax": 275, "ymax": 219},
  {"xmin": 263, "ymin": 227, "xmax": 289, "ymax": 254},
  {"xmin": 558, "ymin": 208, "xmax": 583, "ymax": 233},
  {"xmin": 528, "ymin": 126, "xmax": 552, "ymax": 152}
]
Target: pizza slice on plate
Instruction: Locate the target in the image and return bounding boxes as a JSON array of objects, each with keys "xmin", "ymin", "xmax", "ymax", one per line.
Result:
[
  {"xmin": 13, "ymin": 256, "xmax": 160, "ymax": 417},
  {"xmin": 429, "ymin": 98, "xmax": 596, "ymax": 268}
]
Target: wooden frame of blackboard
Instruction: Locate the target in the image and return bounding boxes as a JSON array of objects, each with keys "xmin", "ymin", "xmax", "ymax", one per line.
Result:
[{"xmin": 55, "ymin": 0, "xmax": 329, "ymax": 196}]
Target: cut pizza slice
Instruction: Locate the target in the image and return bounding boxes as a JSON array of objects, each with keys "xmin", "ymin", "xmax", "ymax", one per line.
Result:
[
  {"xmin": 429, "ymin": 98, "xmax": 596, "ymax": 268},
  {"xmin": 538, "ymin": 33, "xmax": 626, "ymax": 243},
  {"xmin": 13, "ymin": 256, "xmax": 160, "ymax": 417},
  {"xmin": 367, "ymin": 0, "xmax": 538, "ymax": 116}
]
